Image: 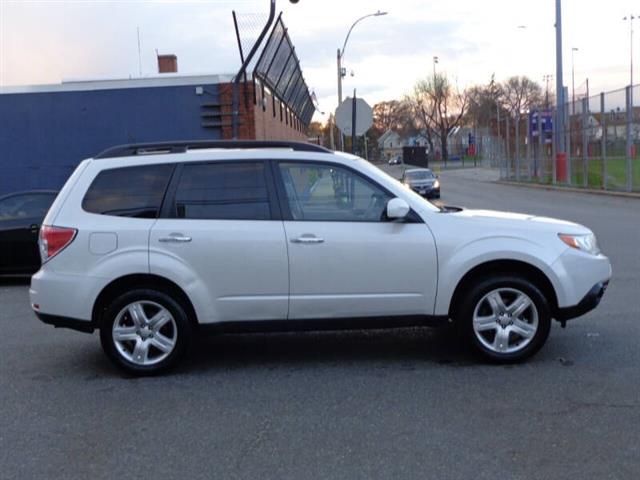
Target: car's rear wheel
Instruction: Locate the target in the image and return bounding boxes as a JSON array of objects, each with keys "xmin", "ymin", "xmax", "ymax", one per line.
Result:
[
  {"xmin": 99, "ymin": 289, "xmax": 192, "ymax": 375},
  {"xmin": 458, "ymin": 276, "xmax": 551, "ymax": 362}
]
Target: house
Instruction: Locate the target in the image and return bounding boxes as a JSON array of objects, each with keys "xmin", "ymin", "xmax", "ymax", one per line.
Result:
[{"xmin": 377, "ymin": 130, "xmax": 430, "ymax": 161}]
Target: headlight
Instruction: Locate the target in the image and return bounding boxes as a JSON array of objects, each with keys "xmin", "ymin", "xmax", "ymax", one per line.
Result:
[
  {"xmin": 558, "ymin": 233, "xmax": 600, "ymax": 255},
  {"xmin": 433, "ymin": 179, "xmax": 440, "ymax": 188}
]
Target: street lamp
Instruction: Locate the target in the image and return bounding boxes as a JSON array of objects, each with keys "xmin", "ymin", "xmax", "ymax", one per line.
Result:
[
  {"xmin": 622, "ymin": 15, "xmax": 637, "ymax": 102},
  {"xmin": 571, "ymin": 47, "xmax": 578, "ymax": 115},
  {"xmin": 337, "ymin": 10, "xmax": 387, "ymax": 106},
  {"xmin": 336, "ymin": 10, "xmax": 388, "ymax": 149}
]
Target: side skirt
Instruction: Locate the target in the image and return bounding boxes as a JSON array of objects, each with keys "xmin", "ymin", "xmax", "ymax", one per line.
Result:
[{"xmin": 197, "ymin": 315, "xmax": 450, "ymax": 335}]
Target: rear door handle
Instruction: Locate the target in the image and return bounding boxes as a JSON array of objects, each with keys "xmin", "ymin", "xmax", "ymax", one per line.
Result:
[
  {"xmin": 291, "ymin": 235, "xmax": 324, "ymax": 244},
  {"xmin": 30, "ymin": 224, "xmax": 39, "ymax": 233},
  {"xmin": 159, "ymin": 234, "xmax": 192, "ymax": 243}
]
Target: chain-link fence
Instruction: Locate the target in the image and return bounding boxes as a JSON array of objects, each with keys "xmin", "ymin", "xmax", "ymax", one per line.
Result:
[{"xmin": 493, "ymin": 84, "xmax": 640, "ymax": 193}]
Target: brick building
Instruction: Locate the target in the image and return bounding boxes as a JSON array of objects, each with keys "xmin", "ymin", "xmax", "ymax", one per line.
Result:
[{"xmin": 0, "ymin": 73, "xmax": 311, "ymax": 194}]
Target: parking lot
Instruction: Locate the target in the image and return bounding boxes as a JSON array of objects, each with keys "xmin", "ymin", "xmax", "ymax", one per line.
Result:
[{"xmin": 1, "ymin": 168, "xmax": 638, "ymax": 480}]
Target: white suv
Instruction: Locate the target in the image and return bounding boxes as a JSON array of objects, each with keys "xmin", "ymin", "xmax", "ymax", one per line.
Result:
[{"xmin": 30, "ymin": 141, "xmax": 611, "ymax": 374}]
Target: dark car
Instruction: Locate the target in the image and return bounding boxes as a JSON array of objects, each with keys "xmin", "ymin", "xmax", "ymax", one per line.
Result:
[
  {"xmin": 401, "ymin": 168, "xmax": 440, "ymax": 199},
  {"xmin": 0, "ymin": 190, "xmax": 57, "ymax": 274}
]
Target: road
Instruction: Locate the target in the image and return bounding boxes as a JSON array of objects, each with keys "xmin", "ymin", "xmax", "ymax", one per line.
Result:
[{"xmin": 1, "ymin": 168, "xmax": 639, "ymax": 480}]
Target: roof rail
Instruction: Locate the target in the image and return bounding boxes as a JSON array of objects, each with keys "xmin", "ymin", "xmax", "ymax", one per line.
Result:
[{"xmin": 94, "ymin": 140, "xmax": 332, "ymax": 159}]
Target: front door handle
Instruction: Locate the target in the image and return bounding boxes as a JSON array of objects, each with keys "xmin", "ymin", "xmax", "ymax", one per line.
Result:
[
  {"xmin": 159, "ymin": 234, "xmax": 192, "ymax": 243},
  {"xmin": 291, "ymin": 235, "xmax": 324, "ymax": 244}
]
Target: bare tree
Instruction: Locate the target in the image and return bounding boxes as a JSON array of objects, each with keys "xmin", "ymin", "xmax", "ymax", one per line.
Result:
[
  {"xmin": 412, "ymin": 72, "xmax": 468, "ymax": 161},
  {"xmin": 466, "ymin": 74, "xmax": 506, "ymax": 127},
  {"xmin": 372, "ymin": 100, "xmax": 403, "ymax": 134},
  {"xmin": 501, "ymin": 76, "xmax": 543, "ymax": 117}
]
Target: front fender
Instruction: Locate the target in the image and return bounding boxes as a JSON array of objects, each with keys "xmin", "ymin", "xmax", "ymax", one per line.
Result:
[{"xmin": 434, "ymin": 236, "xmax": 566, "ymax": 315}]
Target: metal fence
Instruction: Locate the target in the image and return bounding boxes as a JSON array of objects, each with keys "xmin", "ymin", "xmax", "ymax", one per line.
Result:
[{"xmin": 491, "ymin": 84, "xmax": 640, "ymax": 193}]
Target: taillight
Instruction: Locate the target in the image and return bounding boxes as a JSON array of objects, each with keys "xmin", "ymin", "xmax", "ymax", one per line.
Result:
[{"xmin": 39, "ymin": 225, "xmax": 77, "ymax": 262}]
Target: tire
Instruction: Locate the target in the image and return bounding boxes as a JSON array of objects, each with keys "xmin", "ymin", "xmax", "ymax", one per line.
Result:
[
  {"xmin": 457, "ymin": 275, "xmax": 551, "ymax": 363},
  {"xmin": 99, "ymin": 288, "xmax": 192, "ymax": 375}
]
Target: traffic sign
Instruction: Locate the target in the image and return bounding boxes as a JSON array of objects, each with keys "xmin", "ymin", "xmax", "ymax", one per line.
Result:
[{"xmin": 335, "ymin": 97, "xmax": 373, "ymax": 136}]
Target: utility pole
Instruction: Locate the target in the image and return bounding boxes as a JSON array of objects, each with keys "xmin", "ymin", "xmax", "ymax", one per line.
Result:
[
  {"xmin": 433, "ymin": 56, "xmax": 438, "ymax": 84},
  {"xmin": 571, "ymin": 47, "xmax": 578, "ymax": 116},
  {"xmin": 543, "ymin": 74, "xmax": 553, "ymax": 109}
]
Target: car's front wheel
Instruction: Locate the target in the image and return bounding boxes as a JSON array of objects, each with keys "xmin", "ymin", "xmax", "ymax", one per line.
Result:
[
  {"xmin": 458, "ymin": 276, "xmax": 551, "ymax": 362},
  {"xmin": 99, "ymin": 289, "xmax": 192, "ymax": 375}
]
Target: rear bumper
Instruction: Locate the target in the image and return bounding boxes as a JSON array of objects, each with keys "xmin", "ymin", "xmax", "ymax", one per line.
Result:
[
  {"xmin": 555, "ymin": 281, "xmax": 609, "ymax": 322},
  {"xmin": 35, "ymin": 312, "xmax": 96, "ymax": 333}
]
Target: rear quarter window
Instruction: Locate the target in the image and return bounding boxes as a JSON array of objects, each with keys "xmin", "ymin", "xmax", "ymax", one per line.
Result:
[{"xmin": 82, "ymin": 164, "xmax": 174, "ymax": 218}]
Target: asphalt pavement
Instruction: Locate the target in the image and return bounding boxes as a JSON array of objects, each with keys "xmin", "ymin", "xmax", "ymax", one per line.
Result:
[{"xmin": 1, "ymin": 168, "xmax": 638, "ymax": 480}]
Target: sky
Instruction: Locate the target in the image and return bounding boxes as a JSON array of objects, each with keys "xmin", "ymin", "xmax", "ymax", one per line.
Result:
[{"xmin": 1, "ymin": 0, "xmax": 638, "ymax": 122}]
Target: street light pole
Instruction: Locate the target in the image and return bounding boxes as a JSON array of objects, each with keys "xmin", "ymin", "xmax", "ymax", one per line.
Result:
[{"xmin": 336, "ymin": 10, "xmax": 388, "ymax": 150}]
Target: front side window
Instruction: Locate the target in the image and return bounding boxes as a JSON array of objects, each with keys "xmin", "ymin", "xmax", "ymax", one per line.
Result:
[
  {"xmin": 0, "ymin": 193, "xmax": 56, "ymax": 221},
  {"xmin": 174, "ymin": 162, "xmax": 271, "ymax": 220},
  {"xmin": 278, "ymin": 162, "xmax": 391, "ymax": 222}
]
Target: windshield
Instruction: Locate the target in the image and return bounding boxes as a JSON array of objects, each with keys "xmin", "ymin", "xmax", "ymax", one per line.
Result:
[{"xmin": 406, "ymin": 170, "xmax": 435, "ymax": 180}]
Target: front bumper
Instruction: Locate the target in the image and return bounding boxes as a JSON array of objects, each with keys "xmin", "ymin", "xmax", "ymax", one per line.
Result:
[
  {"xmin": 555, "ymin": 281, "xmax": 609, "ymax": 323},
  {"xmin": 410, "ymin": 186, "xmax": 440, "ymax": 197}
]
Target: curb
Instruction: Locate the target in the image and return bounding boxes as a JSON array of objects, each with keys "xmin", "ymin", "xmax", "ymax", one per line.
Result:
[{"xmin": 497, "ymin": 180, "xmax": 640, "ymax": 199}]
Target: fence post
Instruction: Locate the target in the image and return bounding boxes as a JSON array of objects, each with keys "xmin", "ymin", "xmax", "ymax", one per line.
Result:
[
  {"xmin": 515, "ymin": 113, "xmax": 521, "ymax": 181},
  {"xmin": 564, "ymin": 87, "xmax": 571, "ymax": 184},
  {"xmin": 582, "ymin": 97, "xmax": 589, "ymax": 188},
  {"xmin": 601, "ymin": 92, "xmax": 607, "ymax": 190},
  {"xmin": 626, "ymin": 86, "xmax": 633, "ymax": 192},
  {"xmin": 506, "ymin": 115, "xmax": 511, "ymax": 179},
  {"xmin": 526, "ymin": 114, "xmax": 531, "ymax": 180},
  {"xmin": 552, "ymin": 108, "xmax": 557, "ymax": 185},
  {"xmin": 538, "ymin": 112, "xmax": 544, "ymax": 182}
]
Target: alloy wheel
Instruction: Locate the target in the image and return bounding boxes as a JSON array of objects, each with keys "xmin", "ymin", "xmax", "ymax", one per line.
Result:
[
  {"xmin": 472, "ymin": 288, "xmax": 539, "ymax": 354},
  {"xmin": 112, "ymin": 300, "xmax": 178, "ymax": 366}
]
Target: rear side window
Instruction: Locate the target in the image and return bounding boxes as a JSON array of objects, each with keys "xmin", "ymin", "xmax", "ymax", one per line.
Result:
[
  {"xmin": 173, "ymin": 162, "xmax": 271, "ymax": 220},
  {"xmin": 83, "ymin": 164, "xmax": 174, "ymax": 218},
  {"xmin": 0, "ymin": 193, "xmax": 56, "ymax": 220}
]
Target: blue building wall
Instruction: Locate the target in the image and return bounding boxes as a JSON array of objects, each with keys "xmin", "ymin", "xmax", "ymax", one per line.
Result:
[{"xmin": 0, "ymin": 83, "xmax": 222, "ymax": 194}]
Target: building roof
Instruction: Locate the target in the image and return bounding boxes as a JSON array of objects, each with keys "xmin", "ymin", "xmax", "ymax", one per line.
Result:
[{"xmin": 0, "ymin": 73, "xmax": 235, "ymax": 95}]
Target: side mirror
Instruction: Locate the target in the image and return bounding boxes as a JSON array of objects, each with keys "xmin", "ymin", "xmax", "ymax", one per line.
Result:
[{"xmin": 386, "ymin": 197, "xmax": 410, "ymax": 220}]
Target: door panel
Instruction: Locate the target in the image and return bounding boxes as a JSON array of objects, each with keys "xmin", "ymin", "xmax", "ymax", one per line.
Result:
[
  {"xmin": 150, "ymin": 161, "xmax": 289, "ymax": 324},
  {"xmin": 284, "ymin": 221, "xmax": 437, "ymax": 319},
  {"xmin": 276, "ymin": 161, "xmax": 438, "ymax": 320},
  {"xmin": 150, "ymin": 219, "xmax": 289, "ymax": 323},
  {"xmin": 0, "ymin": 193, "xmax": 55, "ymax": 273}
]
